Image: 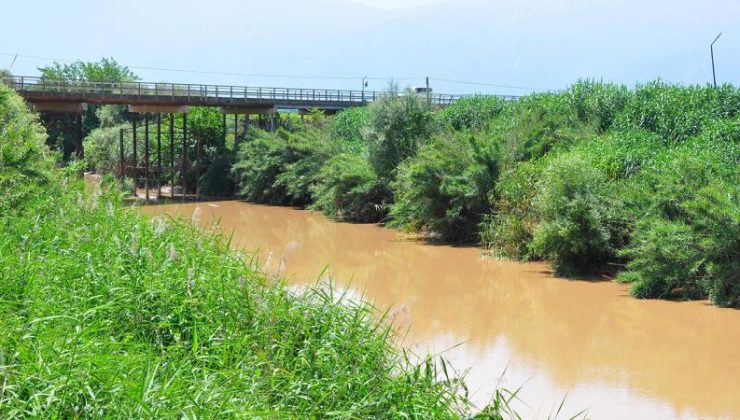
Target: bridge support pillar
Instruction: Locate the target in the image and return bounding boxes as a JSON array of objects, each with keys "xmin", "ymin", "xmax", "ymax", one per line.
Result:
[
  {"xmin": 157, "ymin": 113, "xmax": 162, "ymax": 200},
  {"xmin": 144, "ymin": 113, "xmax": 150, "ymax": 200},
  {"xmin": 169, "ymin": 114, "xmax": 175, "ymax": 198},
  {"xmin": 76, "ymin": 113, "xmax": 83, "ymax": 160}
]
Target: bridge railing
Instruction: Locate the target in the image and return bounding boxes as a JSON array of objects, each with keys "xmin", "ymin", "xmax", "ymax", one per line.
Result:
[{"xmin": 1, "ymin": 76, "xmax": 519, "ymax": 106}]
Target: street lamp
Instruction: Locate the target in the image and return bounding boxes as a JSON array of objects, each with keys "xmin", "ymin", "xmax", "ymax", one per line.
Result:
[
  {"xmin": 711, "ymin": 32, "xmax": 722, "ymax": 88},
  {"xmin": 361, "ymin": 76, "xmax": 368, "ymax": 105}
]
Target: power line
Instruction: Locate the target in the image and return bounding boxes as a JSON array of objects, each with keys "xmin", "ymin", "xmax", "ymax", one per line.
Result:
[
  {"xmin": 0, "ymin": 52, "xmax": 419, "ymax": 81},
  {"xmin": 0, "ymin": 51, "xmax": 547, "ymax": 91}
]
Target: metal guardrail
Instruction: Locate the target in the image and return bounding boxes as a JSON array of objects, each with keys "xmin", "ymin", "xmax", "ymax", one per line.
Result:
[{"xmin": 1, "ymin": 76, "xmax": 519, "ymax": 107}]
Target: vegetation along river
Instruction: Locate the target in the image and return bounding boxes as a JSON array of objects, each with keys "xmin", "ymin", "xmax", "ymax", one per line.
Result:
[{"xmin": 143, "ymin": 200, "xmax": 740, "ymax": 419}]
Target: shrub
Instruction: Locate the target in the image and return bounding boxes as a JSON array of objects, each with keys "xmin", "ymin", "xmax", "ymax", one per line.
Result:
[
  {"xmin": 614, "ymin": 82, "xmax": 740, "ymax": 142},
  {"xmin": 233, "ymin": 128, "xmax": 343, "ymax": 206},
  {"xmin": 365, "ymin": 87, "xmax": 435, "ymax": 180},
  {"xmin": 499, "ymin": 93, "xmax": 595, "ymax": 166},
  {"xmin": 83, "ymin": 124, "xmax": 131, "ymax": 174},
  {"xmin": 568, "ymin": 79, "xmax": 630, "ymax": 133},
  {"xmin": 618, "ymin": 147, "xmax": 740, "ymax": 305},
  {"xmin": 311, "ymin": 153, "xmax": 387, "ymax": 222},
  {"xmin": 481, "ymin": 159, "xmax": 545, "ymax": 259},
  {"xmin": 0, "ymin": 84, "xmax": 54, "ymax": 213},
  {"xmin": 437, "ymin": 96, "xmax": 507, "ymax": 131},
  {"xmin": 199, "ymin": 152, "xmax": 235, "ymax": 197},
  {"xmin": 390, "ymin": 131, "xmax": 500, "ymax": 242},
  {"xmin": 276, "ymin": 128, "xmax": 341, "ymax": 205},
  {"xmin": 328, "ymin": 106, "xmax": 370, "ymax": 153},
  {"xmin": 232, "ymin": 129, "xmax": 289, "ymax": 203},
  {"xmin": 529, "ymin": 154, "xmax": 625, "ymax": 275}
]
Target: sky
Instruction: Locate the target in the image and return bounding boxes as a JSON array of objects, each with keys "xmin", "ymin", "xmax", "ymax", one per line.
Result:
[{"xmin": 1, "ymin": 0, "xmax": 738, "ymax": 96}]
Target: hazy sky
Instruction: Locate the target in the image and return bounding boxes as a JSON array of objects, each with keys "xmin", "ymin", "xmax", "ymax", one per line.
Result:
[{"xmin": 1, "ymin": 0, "xmax": 738, "ymax": 95}]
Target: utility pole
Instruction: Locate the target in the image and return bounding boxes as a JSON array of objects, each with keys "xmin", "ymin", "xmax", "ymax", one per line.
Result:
[{"xmin": 711, "ymin": 32, "xmax": 723, "ymax": 88}]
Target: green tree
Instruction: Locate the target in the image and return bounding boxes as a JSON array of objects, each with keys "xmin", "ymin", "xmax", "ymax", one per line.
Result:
[
  {"xmin": 37, "ymin": 58, "xmax": 138, "ymax": 160},
  {"xmin": 365, "ymin": 85, "xmax": 435, "ymax": 180}
]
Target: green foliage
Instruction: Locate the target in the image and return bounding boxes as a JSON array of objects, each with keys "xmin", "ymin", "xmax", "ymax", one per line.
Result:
[
  {"xmin": 614, "ymin": 82, "xmax": 740, "ymax": 142},
  {"xmin": 276, "ymin": 128, "xmax": 340, "ymax": 205},
  {"xmin": 83, "ymin": 124, "xmax": 129, "ymax": 174},
  {"xmin": 0, "ymin": 84, "xmax": 54, "ymax": 213},
  {"xmin": 199, "ymin": 152, "xmax": 235, "ymax": 197},
  {"xmin": 328, "ymin": 106, "xmax": 370, "ymax": 154},
  {"xmin": 481, "ymin": 159, "xmax": 544, "ymax": 259},
  {"xmin": 529, "ymin": 155, "xmax": 625, "ymax": 275},
  {"xmin": 365, "ymin": 88, "xmax": 435, "ymax": 180},
  {"xmin": 311, "ymin": 153, "xmax": 387, "ymax": 222},
  {"xmin": 37, "ymin": 58, "xmax": 139, "ymax": 160},
  {"xmin": 499, "ymin": 93, "xmax": 596, "ymax": 165},
  {"xmin": 568, "ymin": 79, "xmax": 630, "ymax": 133},
  {"xmin": 618, "ymin": 148, "xmax": 740, "ymax": 305},
  {"xmin": 96, "ymin": 104, "xmax": 129, "ymax": 128},
  {"xmin": 232, "ymin": 130, "xmax": 289, "ymax": 203},
  {"xmin": 38, "ymin": 57, "xmax": 138, "ymax": 82},
  {"xmin": 233, "ymin": 128, "xmax": 339, "ymax": 205},
  {"xmin": 437, "ymin": 96, "xmax": 507, "ymax": 131},
  {"xmin": 390, "ymin": 131, "xmax": 500, "ymax": 242}
]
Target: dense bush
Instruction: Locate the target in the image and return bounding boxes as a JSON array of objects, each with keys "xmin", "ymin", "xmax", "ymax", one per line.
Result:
[
  {"xmin": 232, "ymin": 128, "xmax": 342, "ymax": 205},
  {"xmin": 276, "ymin": 128, "xmax": 341, "ymax": 205},
  {"xmin": 390, "ymin": 131, "xmax": 500, "ymax": 241},
  {"xmin": 568, "ymin": 79, "xmax": 630, "ymax": 133},
  {"xmin": 498, "ymin": 93, "xmax": 596, "ymax": 165},
  {"xmin": 232, "ymin": 130, "xmax": 290, "ymax": 203},
  {"xmin": 0, "ymin": 84, "xmax": 54, "ymax": 213},
  {"xmin": 481, "ymin": 158, "xmax": 544, "ymax": 259},
  {"xmin": 365, "ymin": 88, "xmax": 435, "ymax": 179},
  {"xmin": 618, "ymin": 141, "xmax": 740, "ymax": 306},
  {"xmin": 437, "ymin": 96, "xmax": 507, "ymax": 131},
  {"xmin": 529, "ymin": 154, "xmax": 626, "ymax": 275},
  {"xmin": 614, "ymin": 82, "xmax": 740, "ymax": 142},
  {"xmin": 199, "ymin": 151, "xmax": 235, "ymax": 197},
  {"xmin": 328, "ymin": 106, "xmax": 370, "ymax": 152},
  {"xmin": 310, "ymin": 153, "xmax": 388, "ymax": 222},
  {"xmin": 83, "ymin": 124, "xmax": 131, "ymax": 174}
]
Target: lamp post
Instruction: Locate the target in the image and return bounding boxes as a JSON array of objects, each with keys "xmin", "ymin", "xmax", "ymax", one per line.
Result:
[
  {"xmin": 711, "ymin": 32, "xmax": 722, "ymax": 88},
  {"xmin": 361, "ymin": 76, "xmax": 368, "ymax": 105}
]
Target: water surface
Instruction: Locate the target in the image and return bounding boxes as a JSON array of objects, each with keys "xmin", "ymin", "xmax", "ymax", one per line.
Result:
[{"xmin": 143, "ymin": 200, "xmax": 740, "ymax": 419}]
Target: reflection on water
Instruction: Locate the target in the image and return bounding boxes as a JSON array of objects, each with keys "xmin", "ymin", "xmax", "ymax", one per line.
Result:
[{"xmin": 143, "ymin": 200, "xmax": 740, "ymax": 419}]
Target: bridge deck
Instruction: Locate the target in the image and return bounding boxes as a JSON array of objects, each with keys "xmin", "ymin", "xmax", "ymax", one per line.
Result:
[{"xmin": 2, "ymin": 76, "xmax": 519, "ymax": 110}]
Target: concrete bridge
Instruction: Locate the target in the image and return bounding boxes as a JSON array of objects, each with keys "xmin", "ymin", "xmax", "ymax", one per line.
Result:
[{"xmin": 3, "ymin": 75, "xmax": 518, "ymax": 113}]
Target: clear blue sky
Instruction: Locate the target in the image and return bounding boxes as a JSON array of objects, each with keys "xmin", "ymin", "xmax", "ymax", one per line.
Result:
[{"xmin": 1, "ymin": 0, "xmax": 738, "ymax": 95}]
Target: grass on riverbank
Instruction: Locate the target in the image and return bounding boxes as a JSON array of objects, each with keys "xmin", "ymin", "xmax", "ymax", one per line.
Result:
[{"xmin": 0, "ymin": 179, "xmax": 474, "ymax": 417}]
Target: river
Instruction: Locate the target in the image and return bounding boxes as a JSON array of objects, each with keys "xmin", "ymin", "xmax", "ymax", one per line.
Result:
[{"xmin": 143, "ymin": 200, "xmax": 740, "ymax": 419}]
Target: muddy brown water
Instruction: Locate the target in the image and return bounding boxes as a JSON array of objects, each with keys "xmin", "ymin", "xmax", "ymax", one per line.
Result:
[{"xmin": 142, "ymin": 200, "xmax": 740, "ymax": 419}]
